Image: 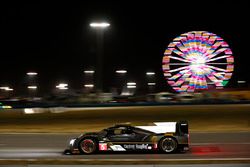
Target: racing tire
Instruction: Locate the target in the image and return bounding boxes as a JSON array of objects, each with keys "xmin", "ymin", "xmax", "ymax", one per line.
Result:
[
  {"xmin": 159, "ymin": 137, "xmax": 177, "ymax": 153},
  {"xmin": 78, "ymin": 138, "xmax": 97, "ymax": 154}
]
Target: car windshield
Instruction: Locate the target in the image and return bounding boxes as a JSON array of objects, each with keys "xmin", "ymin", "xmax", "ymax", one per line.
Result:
[{"xmin": 99, "ymin": 129, "xmax": 108, "ymax": 135}]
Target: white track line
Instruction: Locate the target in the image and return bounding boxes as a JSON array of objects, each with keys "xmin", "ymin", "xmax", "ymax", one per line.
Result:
[{"xmin": 0, "ymin": 158, "xmax": 250, "ymax": 161}]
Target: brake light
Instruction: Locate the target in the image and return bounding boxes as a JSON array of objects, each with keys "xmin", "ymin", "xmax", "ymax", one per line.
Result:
[{"xmin": 153, "ymin": 143, "xmax": 158, "ymax": 150}]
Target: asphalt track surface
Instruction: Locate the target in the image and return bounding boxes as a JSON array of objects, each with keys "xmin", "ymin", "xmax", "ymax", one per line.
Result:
[{"xmin": 0, "ymin": 132, "xmax": 249, "ymax": 161}]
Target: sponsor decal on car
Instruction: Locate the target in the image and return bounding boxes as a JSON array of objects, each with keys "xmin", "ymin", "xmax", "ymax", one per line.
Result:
[
  {"xmin": 110, "ymin": 145, "xmax": 126, "ymax": 151},
  {"xmin": 123, "ymin": 144, "xmax": 135, "ymax": 149},
  {"xmin": 123, "ymin": 144, "xmax": 151, "ymax": 150},
  {"xmin": 99, "ymin": 143, "xmax": 108, "ymax": 151}
]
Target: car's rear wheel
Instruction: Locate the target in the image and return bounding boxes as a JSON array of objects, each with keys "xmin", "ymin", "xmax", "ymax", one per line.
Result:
[
  {"xmin": 79, "ymin": 138, "xmax": 97, "ymax": 154},
  {"xmin": 159, "ymin": 137, "xmax": 177, "ymax": 153}
]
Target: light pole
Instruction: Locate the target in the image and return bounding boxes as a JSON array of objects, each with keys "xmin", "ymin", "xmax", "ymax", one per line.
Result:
[
  {"xmin": 26, "ymin": 72, "xmax": 38, "ymax": 97},
  {"xmin": 56, "ymin": 83, "xmax": 68, "ymax": 90},
  {"xmin": 126, "ymin": 82, "xmax": 136, "ymax": 96},
  {"xmin": 89, "ymin": 21, "xmax": 110, "ymax": 93},
  {"xmin": 115, "ymin": 69, "xmax": 127, "ymax": 95},
  {"xmin": 27, "ymin": 86, "xmax": 37, "ymax": 98},
  {"xmin": 55, "ymin": 83, "xmax": 68, "ymax": 95},
  {"xmin": 84, "ymin": 70, "xmax": 95, "ymax": 85},
  {"xmin": 146, "ymin": 71, "xmax": 156, "ymax": 93},
  {"xmin": 0, "ymin": 86, "xmax": 14, "ymax": 98},
  {"xmin": 83, "ymin": 70, "xmax": 95, "ymax": 93},
  {"xmin": 237, "ymin": 80, "xmax": 247, "ymax": 88}
]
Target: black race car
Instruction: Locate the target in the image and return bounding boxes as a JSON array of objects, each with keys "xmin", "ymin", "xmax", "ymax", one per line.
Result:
[{"xmin": 65, "ymin": 121, "xmax": 189, "ymax": 154}]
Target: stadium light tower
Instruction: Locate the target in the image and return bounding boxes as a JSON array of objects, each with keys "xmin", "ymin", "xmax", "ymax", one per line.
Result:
[
  {"xmin": 146, "ymin": 71, "xmax": 156, "ymax": 93},
  {"xmin": 90, "ymin": 22, "xmax": 110, "ymax": 28},
  {"xmin": 26, "ymin": 72, "xmax": 38, "ymax": 76},
  {"xmin": 115, "ymin": 70, "xmax": 127, "ymax": 74},
  {"xmin": 0, "ymin": 87, "xmax": 13, "ymax": 91},
  {"xmin": 26, "ymin": 71, "xmax": 38, "ymax": 97},
  {"xmin": 56, "ymin": 83, "xmax": 68, "ymax": 90},
  {"xmin": 27, "ymin": 86, "xmax": 37, "ymax": 90},
  {"xmin": 90, "ymin": 21, "xmax": 110, "ymax": 93}
]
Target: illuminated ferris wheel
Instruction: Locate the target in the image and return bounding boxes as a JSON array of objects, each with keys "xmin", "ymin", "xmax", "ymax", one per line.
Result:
[{"xmin": 162, "ymin": 31, "xmax": 234, "ymax": 92}]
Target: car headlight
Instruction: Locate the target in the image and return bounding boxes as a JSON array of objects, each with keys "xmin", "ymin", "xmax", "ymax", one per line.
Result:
[{"xmin": 69, "ymin": 139, "xmax": 76, "ymax": 146}]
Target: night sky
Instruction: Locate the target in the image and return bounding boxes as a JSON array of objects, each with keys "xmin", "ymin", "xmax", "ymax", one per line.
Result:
[{"xmin": 0, "ymin": 1, "xmax": 249, "ymax": 95}]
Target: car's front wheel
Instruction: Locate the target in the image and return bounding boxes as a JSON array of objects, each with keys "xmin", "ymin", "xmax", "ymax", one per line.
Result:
[
  {"xmin": 78, "ymin": 138, "xmax": 97, "ymax": 154},
  {"xmin": 159, "ymin": 137, "xmax": 177, "ymax": 153}
]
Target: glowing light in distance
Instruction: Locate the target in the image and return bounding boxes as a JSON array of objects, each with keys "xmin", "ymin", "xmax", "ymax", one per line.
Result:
[
  {"xmin": 26, "ymin": 72, "xmax": 38, "ymax": 76},
  {"xmin": 24, "ymin": 108, "xmax": 44, "ymax": 114},
  {"xmin": 127, "ymin": 85, "xmax": 136, "ymax": 88},
  {"xmin": 121, "ymin": 92, "xmax": 132, "ymax": 96},
  {"xmin": 127, "ymin": 82, "xmax": 136, "ymax": 86},
  {"xmin": 237, "ymin": 80, "xmax": 246, "ymax": 84},
  {"xmin": 90, "ymin": 22, "xmax": 110, "ymax": 28},
  {"xmin": 146, "ymin": 72, "xmax": 155, "ymax": 76},
  {"xmin": 58, "ymin": 87, "xmax": 68, "ymax": 90},
  {"xmin": 24, "ymin": 108, "xmax": 34, "ymax": 114},
  {"xmin": 115, "ymin": 70, "xmax": 127, "ymax": 74},
  {"xmin": 84, "ymin": 84, "xmax": 94, "ymax": 88},
  {"xmin": 27, "ymin": 86, "xmax": 37, "ymax": 89},
  {"xmin": 147, "ymin": 82, "xmax": 156, "ymax": 86},
  {"xmin": 0, "ymin": 87, "xmax": 9, "ymax": 90},
  {"xmin": 0, "ymin": 87, "xmax": 14, "ymax": 91},
  {"xmin": 84, "ymin": 70, "xmax": 95, "ymax": 74},
  {"xmin": 1, "ymin": 105, "xmax": 12, "ymax": 109},
  {"xmin": 56, "ymin": 83, "xmax": 68, "ymax": 90}
]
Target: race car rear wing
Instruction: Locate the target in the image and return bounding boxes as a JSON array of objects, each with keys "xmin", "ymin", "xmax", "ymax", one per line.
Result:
[
  {"xmin": 135, "ymin": 121, "xmax": 189, "ymax": 134},
  {"xmin": 135, "ymin": 122, "xmax": 177, "ymax": 134}
]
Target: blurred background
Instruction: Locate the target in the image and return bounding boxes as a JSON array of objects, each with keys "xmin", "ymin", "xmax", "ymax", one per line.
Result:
[{"xmin": 0, "ymin": 1, "xmax": 249, "ymax": 109}]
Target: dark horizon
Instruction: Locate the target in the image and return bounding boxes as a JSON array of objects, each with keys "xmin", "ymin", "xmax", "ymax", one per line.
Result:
[{"xmin": 0, "ymin": 1, "xmax": 249, "ymax": 95}]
